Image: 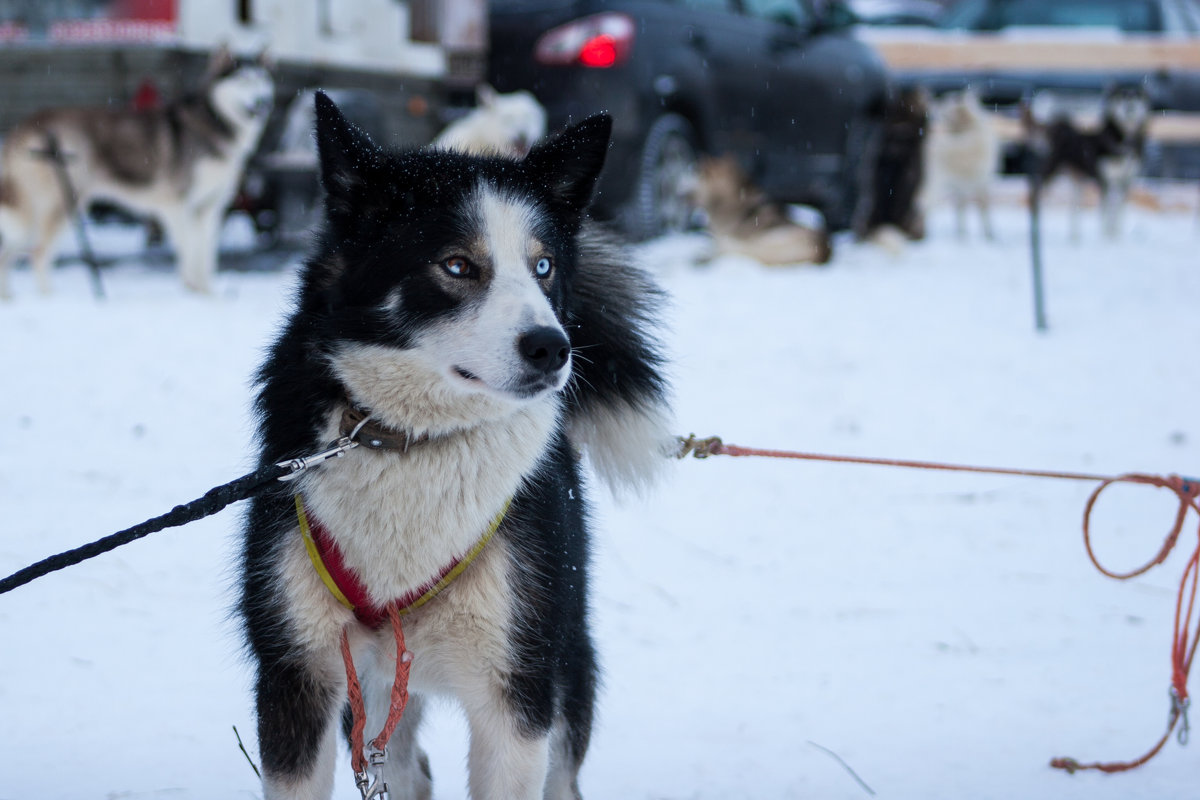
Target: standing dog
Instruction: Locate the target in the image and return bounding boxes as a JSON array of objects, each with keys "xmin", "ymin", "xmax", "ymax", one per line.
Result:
[
  {"xmin": 1027, "ymin": 85, "xmax": 1150, "ymax": 240},
  {"xmin": 0, "ymin": 47, "xmax": 273, "ymax": 297},
  {"xmin": 433, "ymin": 83, "xmax": 547, "ymax": 157},
  {"xmin": 241, "ymin": 93, "xmax": 671, "ymax": 800},
  {"xmin": 856, "ymin": 86, "xmax": 928, "ymax": 247},
  {"xmin": 689, "ymin": 154, "xmax": 831, "ymax": 266},
  {"xmin": 923, "ymin": 88, "xmax": 1000, "ymax": 240}
]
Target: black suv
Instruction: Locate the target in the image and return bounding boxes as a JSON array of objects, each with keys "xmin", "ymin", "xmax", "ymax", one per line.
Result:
[{"xmin": 488, "ymin": 0, "xmax": 890, "ymax": 238}]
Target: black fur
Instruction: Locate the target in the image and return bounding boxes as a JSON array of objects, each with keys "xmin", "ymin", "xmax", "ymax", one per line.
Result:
[
  {"xmin": 239, "ymin": 93, "xmax": 667, "ymax": 794},
  {"xmin": 857, "ymin": 86, "xmax": 928, "ymax": 241},
  {"xmin": 1032, "ymin": 86, "xmax": 1149, "ymax": 188},
  {"xmin": 503, "ymin": 432, "xmax": 597, "ymax": 754}
]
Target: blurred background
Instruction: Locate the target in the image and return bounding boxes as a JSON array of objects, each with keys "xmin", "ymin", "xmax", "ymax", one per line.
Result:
[{"xmin": 0, "ymin": 0, "xmax": 1195, "ymax": 256}]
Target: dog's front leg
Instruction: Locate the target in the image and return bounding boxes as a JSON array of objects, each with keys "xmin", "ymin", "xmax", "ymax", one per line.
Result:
[
  {"xmin": 1099, "ymin": 181, "xmax": 1127, "ymax": 240},
  {"xmin": 360, "ymin": 650, "xmax": 433, "ymax": 800},
  {"xmin": 1068, "ymin": 178, "xmax": 1085, "ymax": 243},
  {"xmin": 181, "ymin": 205, "xmax": 222, "ymax": 293},
  {"xmin": 977, "ymin": 189, "xmax": 995, "ymax": 241},
  {"xmin": 256, "ymin": 655, "xmax": 344, "ymax": 800},
  {"xmin": 465, "ymin": 704, "xmax": 552, "ymax": 800}
]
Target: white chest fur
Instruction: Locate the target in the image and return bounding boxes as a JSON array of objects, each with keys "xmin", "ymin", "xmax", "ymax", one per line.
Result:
[{"xmin": 297, "ymin": 400, "xmax": 559, "ymax": 608}]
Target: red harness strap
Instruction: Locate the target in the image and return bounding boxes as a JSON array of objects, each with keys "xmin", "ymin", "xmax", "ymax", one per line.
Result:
[
  {"xmin": 294, "ymin": 494, "xmax": 507, "ymax": 628},
  {"xmin": 293, "ymin": 493, "xmax": 509, "ymax": 794}
]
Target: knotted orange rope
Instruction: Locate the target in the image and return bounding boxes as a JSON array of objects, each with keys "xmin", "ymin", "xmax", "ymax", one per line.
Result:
[
  {"xmin": 340, "ymin": 602, "xmax": 411, "ymax": 777},
  {"xmin": 1051, "ymin": 473, "xmax": 1200, "ymax": 773},
  {"xmin": 678, "ymin": 435, "xmax": 1200, "ymax": 773}
]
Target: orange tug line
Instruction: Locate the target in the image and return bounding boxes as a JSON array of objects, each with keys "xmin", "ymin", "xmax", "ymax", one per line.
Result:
[{"xmin": 679, "ymin": 435, "xmax": 1200, "ymax": 774}]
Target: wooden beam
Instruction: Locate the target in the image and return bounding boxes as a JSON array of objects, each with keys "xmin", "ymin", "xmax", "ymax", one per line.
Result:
[
  {"xmin": 865, "ymin": 34, "xmax": 1200, "ymax": 71},
  {"xmin": 990, "ymin": 111, "xmax": 1200, "ymax": 143}
]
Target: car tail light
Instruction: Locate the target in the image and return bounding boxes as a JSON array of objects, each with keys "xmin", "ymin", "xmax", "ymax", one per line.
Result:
[{"xmin": 534, "ymin": 13, "xmax": 635, "ymax": 68}]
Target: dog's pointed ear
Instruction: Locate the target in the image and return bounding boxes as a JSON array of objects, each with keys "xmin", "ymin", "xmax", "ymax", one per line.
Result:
[
  {"xmin": 255, "ymin": 46, "xmax": 276, "ymax": 71},
  {"xmin": 205, "ymin": 43, "xmax": 235, "ymax": 79},
  {"xmin": 523, "ymin": 113, "xmax": 612, "ymax": 214},
  {"xmin": 477, "ymin": 83, "xmax": 499, "ymax": 108},
  {"xmin": 314, "ymin": 91, "xmax": 382, "ymax": 207}
]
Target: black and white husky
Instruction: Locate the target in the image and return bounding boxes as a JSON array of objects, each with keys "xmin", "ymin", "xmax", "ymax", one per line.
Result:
[
  {"xmin": 241, "ymin": 92, "xmax": 671, "ymax": 800},
  {"xmin": 0, "ymin": 46, "xmax": 272, "ymax": 297},
  {"xmin": 1027, "ymin": 85, "xmax": 1150, "ymax": 240}
]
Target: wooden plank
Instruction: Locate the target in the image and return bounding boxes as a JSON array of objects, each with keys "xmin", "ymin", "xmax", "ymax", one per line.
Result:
[
  {"xmin": 865, "ymin": 34, "xmax": 1200, "ymax": 71},
  {"xmin": 989, "ymin": 111, "xmax": 1200, "ymax": 142}
]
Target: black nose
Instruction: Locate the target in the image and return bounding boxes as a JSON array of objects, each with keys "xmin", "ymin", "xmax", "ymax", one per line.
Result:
[{"xmin": 519, "ymin": 326, "xmax": 570, "ymax": 373}]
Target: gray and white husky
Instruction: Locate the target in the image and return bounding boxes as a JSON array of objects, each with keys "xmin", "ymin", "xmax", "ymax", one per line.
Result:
[
  {"xmin": 0, "ymin": 46, "xmax": 273, "ymax": 297},
  {"xmin": 241, "ymin": 92, "xmax": 671, "ymax": 800}
]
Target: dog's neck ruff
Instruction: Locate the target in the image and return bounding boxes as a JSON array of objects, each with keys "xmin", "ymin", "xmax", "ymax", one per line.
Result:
[{"xmin": 294, "ymin": 494, "xmax": 509, "ymax": 628}]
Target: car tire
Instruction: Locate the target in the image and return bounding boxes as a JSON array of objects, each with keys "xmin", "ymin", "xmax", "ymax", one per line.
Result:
[
  {"xmin": 830, "ymin": 112, "xmax": 882, "ymax": 233},
  {"xmin": 625, "ymin": 113, "xmax": 699, "ymax": 241}
]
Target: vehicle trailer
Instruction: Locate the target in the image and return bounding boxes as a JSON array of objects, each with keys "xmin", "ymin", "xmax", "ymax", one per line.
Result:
[{"xmin": 0, "ymin": 0, "xmax": 487, "ymax": 239}]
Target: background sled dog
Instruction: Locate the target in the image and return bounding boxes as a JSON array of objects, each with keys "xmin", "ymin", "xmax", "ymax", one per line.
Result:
[
  {"xmin": 1026, "ymin": 85, "xmax": 1150, "ymax": 241},
  {"xmin": 241, "ymin": 93, "xmax": 671, "ymax": 799},
  {"xmin": 856, "ymin": 86, "xmax": 928, "ymax": 248},
  {"xmin": 922, "ymin": 88, "xmax": 1000, "ymax": 240},
  {"xmin": 690, "ymin": 154, "xmax": 831, "ymax": 266},
  {"xmin": 433, "ymin": 83, "xmax": 547, "ymax": 157},
  {"xmin": 0, "ymin": 46, "xmax": 273, "ymax": 297}
]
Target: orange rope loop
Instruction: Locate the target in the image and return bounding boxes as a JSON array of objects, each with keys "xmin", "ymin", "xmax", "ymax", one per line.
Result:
[
  {"xmin": 340, "ymin": 602, "xmax": 411, "ymax": 780},
  {"xmin": 677, "ymin": 435, "xmax": 1200, "ymax": 773}
]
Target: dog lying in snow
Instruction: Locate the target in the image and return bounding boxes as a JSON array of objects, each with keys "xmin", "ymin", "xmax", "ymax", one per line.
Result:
[
  {"xmin": 433, "ymin": 84, "xmax": 547, "ymax": 157},
  {"xmin": 689, "ymin": 154, "xmax": 831, "ymax": 266}
]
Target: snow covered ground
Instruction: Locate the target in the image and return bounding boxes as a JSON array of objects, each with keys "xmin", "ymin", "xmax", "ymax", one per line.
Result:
[{"xmin": 1, "ymin": 184, "xmax": 1198, "ymax": 799}]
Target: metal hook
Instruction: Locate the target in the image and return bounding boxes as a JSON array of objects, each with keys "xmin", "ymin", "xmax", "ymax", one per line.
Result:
[
  {"xmin": 354, "ymin": 746, "xmax": 390, "ymax": 800},
  {"xmin": 277, "ymin": 436, "xmax": 360, "ymax": 481}
]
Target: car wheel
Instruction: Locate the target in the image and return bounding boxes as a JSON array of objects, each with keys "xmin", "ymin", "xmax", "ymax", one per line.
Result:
[
  {"xmin": 626, "ymin": 113, "xmax": 698, "ymax": 241},
  {"xmin": 836, "ymin": 111, "xmax": 885, "ymax": 234}
]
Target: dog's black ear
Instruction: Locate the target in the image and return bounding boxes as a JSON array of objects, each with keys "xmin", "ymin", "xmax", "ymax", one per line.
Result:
[
  {"xmin": 523, "ymin": 113, "xmax": 612, "ymax": 213},
  {"xmin": 314, "ymin": 91, "xmax": 382, "ymax": 208}
]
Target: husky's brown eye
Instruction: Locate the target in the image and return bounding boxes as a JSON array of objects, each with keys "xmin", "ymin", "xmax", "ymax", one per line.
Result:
[{"xmin": 442, "ymin": 256, "xmax": 475, "ymax": 279}]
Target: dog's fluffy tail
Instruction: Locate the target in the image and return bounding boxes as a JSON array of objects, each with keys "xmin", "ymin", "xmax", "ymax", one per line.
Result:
[{"xmin": 565, "ymin": 223, "xmax": 674, "ymax": 495}]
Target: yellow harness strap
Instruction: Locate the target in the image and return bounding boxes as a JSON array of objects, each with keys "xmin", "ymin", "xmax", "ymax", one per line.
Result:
[{"xmin": 295, "ymin": 494, "xmax": 510, "ymax": 620}]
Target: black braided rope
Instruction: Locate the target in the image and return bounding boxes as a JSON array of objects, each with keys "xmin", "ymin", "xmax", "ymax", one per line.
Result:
[{"xmin": 0, "ymin": 462, "xmax": 290, "ymax": 596}]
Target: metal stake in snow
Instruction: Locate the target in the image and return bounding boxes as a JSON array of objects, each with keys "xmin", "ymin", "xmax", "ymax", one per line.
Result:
[
  {"xmin": 1023, "ymin": 120, "xmax": 1049, "ymax": 332},
  {"xmin": 1027, "ymin": 143, "xmax": 1046, "ymax": 331}
]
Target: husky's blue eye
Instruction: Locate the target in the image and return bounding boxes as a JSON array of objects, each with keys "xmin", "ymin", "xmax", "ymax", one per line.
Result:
[
  {"xmin": 443, "ymin": 257, "xmax": 474, "ymax": 278},
  {"xmin": 535, "ymin": 257, "xmax": 552, "ymax": 278}
]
